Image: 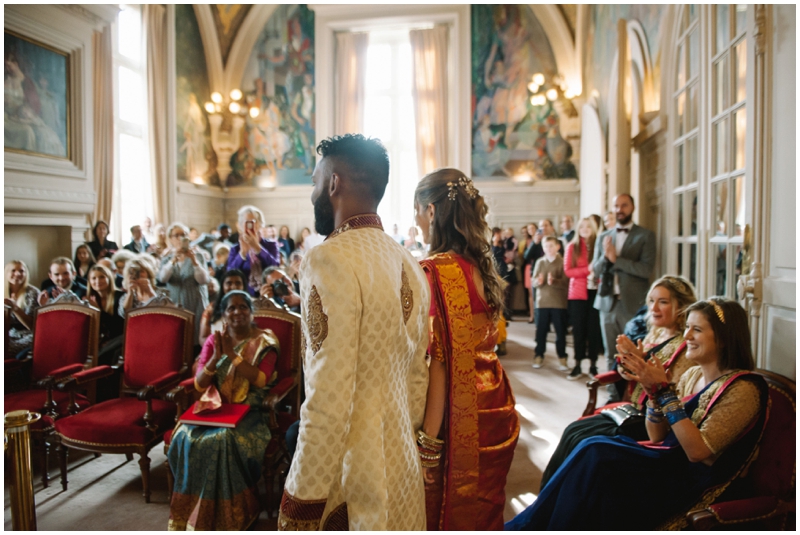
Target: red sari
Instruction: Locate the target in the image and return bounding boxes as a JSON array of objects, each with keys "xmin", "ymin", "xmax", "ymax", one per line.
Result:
[{"xmin": 420, "ymin": 253, "xmax": 520, "ymax": 530}]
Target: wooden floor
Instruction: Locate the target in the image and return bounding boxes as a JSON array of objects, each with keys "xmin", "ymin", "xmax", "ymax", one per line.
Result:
[{"xmin": 4, "ymin": 318, "xmax": 606, "ymax": 530}]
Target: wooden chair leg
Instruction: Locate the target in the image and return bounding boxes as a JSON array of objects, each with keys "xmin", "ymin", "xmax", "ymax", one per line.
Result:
[
  {"xmin": 125, "ymin": 452, "xmax": 133, "ymax": 461},
  {"xmin": 138, "ymin": 451, "xmax": 151, "ymax": 503},
  {"xmin": 59, "ymin": 442, "xmax": 69, "ymax": 491},
  {"xmin": 39, "ymin": 437, "xmax": 50, "ymax": 488}
]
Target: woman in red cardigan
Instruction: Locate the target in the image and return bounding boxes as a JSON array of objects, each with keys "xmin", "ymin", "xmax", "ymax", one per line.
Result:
[{"xmin": 563, "ymin": 217, "xmax": 602, "ymax": 380}]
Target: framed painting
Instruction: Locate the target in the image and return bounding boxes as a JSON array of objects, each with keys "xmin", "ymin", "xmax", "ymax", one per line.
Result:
[{"xmin": 4, "ymin": 29, "xmax": 70, "ymax": 160}]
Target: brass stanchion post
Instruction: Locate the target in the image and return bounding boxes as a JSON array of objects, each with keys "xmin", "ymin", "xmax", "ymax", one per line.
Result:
[{"xmin": 5, "ymin": 410, "xmax": 40, "ymax": 531}]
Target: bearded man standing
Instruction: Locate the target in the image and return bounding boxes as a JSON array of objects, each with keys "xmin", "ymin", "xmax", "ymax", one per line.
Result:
[{"xmin": 278, "ymin": 134, "xmax": 430, "ymax": 530}]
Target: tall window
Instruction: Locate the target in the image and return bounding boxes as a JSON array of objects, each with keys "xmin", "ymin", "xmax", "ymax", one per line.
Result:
[
  {"xmin": 112, "ymin": 4, "xmax": 152, "ymax": 243},
  {"xmin": 670, "ymin": 4, "xmax": 748, "ymax": 298},
  {"xmin": 363, "ymin": 29, "xmax": 419, "ymax": 239}
]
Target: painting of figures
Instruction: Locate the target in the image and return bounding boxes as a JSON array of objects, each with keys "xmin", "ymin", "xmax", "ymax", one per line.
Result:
[
  {"xmin": 175, "ymin": 4, "xmax": 219, "ymax": 185},
  {"xmin": 471, "ymin": 5, "xmax": 576, "ymax": 180},
  {"xmin": 230, "ymin": 4, "xmax": 315, "ymax": 186},
  {"xmin": 4, "ymin": 31, "xmax": 69, "ymax": 159}
]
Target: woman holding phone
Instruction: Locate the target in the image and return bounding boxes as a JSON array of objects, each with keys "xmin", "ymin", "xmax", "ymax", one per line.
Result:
[
  {"xmin": 225, "ymin": 205, "xmax": 281, "ymax": 296},
  {"xmin": 158, "ymin": 222, "xmax": 209, "ymax": 344}
]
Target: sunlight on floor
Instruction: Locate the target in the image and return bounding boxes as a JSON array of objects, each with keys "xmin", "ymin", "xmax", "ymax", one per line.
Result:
[{"xmin": 509, "ymin": 492, "xmax": 537, "ymax": 514}]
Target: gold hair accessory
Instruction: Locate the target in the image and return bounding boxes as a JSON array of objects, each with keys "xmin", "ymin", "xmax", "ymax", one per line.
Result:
[
  {"xmin": 447, "ymin": 176, "xmax": 478, "ymax": 201},
  {"xmin": 710, "ymin": 300, "xmax": 725, "ymax": 324}
]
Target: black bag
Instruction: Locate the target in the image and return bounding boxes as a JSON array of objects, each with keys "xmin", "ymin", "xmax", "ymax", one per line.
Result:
[
  {"xmin": 599, "ymin": 404, "xmax": 645, "ymax": 428},
  {"xmin": 597, "ymin": 261, "xmax": 615, "ymax": 297}
]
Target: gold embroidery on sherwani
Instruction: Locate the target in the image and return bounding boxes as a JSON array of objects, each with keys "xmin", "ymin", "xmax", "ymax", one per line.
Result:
[
  {"xmin": 321, "ymin": 502, "xmax": 349, "ymax": 530},
  {"xmin": 278, "ymin": 492, "xmax": 327, "ymax": 531},
  {"xmin": 401, "ymin": 264, "xmax": 414, "ymax": 324},
  {"xmin": 307, "ymin": 285, "xmax": 328, "ymax": 355}
]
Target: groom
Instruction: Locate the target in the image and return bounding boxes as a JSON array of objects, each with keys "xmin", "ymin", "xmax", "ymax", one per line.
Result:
[{"xmin": 278, "ymin": 134, "xmax": 430, "ymax": 530}]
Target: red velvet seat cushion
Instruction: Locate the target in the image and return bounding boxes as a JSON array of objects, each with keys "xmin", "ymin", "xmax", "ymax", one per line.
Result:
[
  {"xmin": 5, "ymin": 390, "xmax": 89, "ymax": 419},
  {"xmin": 32, "ymin": 309, "xmax": 92, "ymax": 380},
  {"xmin": 163, "ymin": 427, "xmax": 173, "ymax": 447},
  {"xmin": 55, "ymin": 397, "xmax": 175, "ymax": 446},
  {"xmin": 276, "ymin": 411, "xmax": 298, "ymax": 434},
  {"xmin": 123, "ymin": 313, "xmax": 188, "ymax": 389}
]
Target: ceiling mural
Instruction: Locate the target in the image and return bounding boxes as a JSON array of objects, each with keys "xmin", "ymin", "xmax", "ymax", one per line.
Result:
[{"xmin": 211, "ymin": 4, "xmax": 252, "ymax": 65}]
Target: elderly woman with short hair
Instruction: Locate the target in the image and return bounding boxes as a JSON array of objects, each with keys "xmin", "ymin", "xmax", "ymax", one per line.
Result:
[
  {"xmin": 158, "ymin": 222, "xmax": 209, "ymax": 343},
  {"xmin": 226, "ymin": 205, "xmax": 280, "ymax": 296}
]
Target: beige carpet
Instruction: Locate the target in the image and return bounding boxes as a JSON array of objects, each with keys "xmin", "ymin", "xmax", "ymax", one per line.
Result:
[{"xmin": 4, "ymin": 318, "xmax": 606, "ymax": 530}]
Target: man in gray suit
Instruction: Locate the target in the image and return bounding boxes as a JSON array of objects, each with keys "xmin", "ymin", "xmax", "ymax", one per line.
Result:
[{"xmin": 592, "ymin": 193, "xmax": 656, "ymax": 402}]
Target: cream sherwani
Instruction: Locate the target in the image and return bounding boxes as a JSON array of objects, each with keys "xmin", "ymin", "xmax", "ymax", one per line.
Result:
[{"xmin": 278, "ymin": 215, "xmax": 430, "ymax": 531}]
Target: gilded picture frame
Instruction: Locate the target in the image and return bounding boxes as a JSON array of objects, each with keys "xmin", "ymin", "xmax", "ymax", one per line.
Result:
[{"xmin": 4, "ymin": 29, "xmax": 71, "ymax": 160}]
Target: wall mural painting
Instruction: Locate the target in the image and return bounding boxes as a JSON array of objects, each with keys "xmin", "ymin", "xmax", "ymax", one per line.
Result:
[
  {"xmin": 211, "ymin": 4, "xmax": 252, "ymax": 66},
  {"xmin": 4, "ymin": 30, "xmax": 69, "ymax": 159},
  {"xmin": 471, "ymin": 4, "xmax": 576, "ymax": 180},
  {"xmin": 583, "ymin": 4, "xmax": 665, "ymax": 135},
  {"xmin": 228, "ymin": 4, "xmax": 315, "ymax": 187},
  {"xmin": 175, "ymin": 4, "xmax": 219, "ymax": 185}
]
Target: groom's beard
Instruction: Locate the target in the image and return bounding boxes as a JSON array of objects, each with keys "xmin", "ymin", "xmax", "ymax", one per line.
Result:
[{"xmin": 314, "ymin": 187, "xmax": 336, "ymax": 236}]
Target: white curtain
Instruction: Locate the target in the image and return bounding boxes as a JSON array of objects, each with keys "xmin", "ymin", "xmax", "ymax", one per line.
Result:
[
  {"xmin": 92, "ymin": 25, "xmax": 114, "ymax": 225},
  {"xmin": 143, "ymin": 4, "xmax": 170, "ymax": 226},
  {"xmin": 334, "ymin": 32, "xmax": 369, "ymax": 135},
  {"xmin": 409, "ymin": 25, "xmax": 449, "ymax": 176}
]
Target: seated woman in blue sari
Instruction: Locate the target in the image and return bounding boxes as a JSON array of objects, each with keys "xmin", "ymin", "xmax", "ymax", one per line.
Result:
[
  {"xmin": 506, "ymin": 298, "xmax": 768, "ymax": 531},
  {"xmin": 168, "ymin": 290, "xmax": 280, "ymax": 530}
]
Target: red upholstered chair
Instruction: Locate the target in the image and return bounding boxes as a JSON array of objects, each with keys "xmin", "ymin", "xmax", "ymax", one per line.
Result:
[
  {"xmin": 252, "ymin": 297, "xmax": 302, "ymax": 515},
  {"xmin": 4, "ymin": 295, "xmax": 100, "ymax": 487},
  {"xmin": 686, "ymin": 369, "xmax": 796, "ymax": 530},
  {"xmin": 55, "ymin": 298, "xmax": 194, "ymax": 503},
  {"xmin": 582, "ymin": 370, "xmax": 630, "ymax": 417}
]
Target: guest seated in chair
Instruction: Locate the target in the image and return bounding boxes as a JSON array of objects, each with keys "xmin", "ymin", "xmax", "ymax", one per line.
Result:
[
  {"xmin": 86, "ymin": 265, "xmax": 125, "ymax": 364},
  {"xmin": 73, "ymin": 243, "xmax": 96, "ymax": 282},
  {"xmin": 118, "ymin": 256, "xmax": 159, "ymax": 316},
  {"xmin": 4, "ymin": 260, "xmax": 39, "ymax": 358},
  {"xmin": 507, "ymin": 298, "xmax": 768, "ymax": 530},
  {"xmin": 38, "ymin": 257, "xmax": 87, "ymax": 305},
  {"xmin": 198, "ymin": 269, "xmax": 246, "ymax": 346},
  {"xmin": 167, "ymin": 290, "xmax": 279, "ymax": 531},
  {"xmin": 540, "ymin": 275, "xmax": 696, "ymax": 488}
]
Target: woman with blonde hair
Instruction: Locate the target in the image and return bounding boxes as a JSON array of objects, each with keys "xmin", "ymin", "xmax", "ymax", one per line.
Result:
[
  {"xmin": 539, "ymin": 275, "xmax": 697, "ymax": 489},
  {"xmin": 86, "ymin": 264, "xmax": 124, "ymax": 347},
  {"xmin": 563, "ymin": 217, "xmax": 601, "ymax": 380},
  {"xmin": 119, "ymin": 255, "xmax": 160, "ymax": 315},
  {"xmin": 414, "ymin": 169, "xmax": 519, "ymax": 530},
  {"xmin": 3, "ymin": 260, "xmax": 39, "ymax": 356}
]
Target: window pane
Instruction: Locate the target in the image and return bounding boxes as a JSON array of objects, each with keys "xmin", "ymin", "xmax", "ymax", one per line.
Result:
[
  {"xmin": 687, "ymin": 135, "xmax": 698, "ymax": 184},
  {"xmin": 119, "ymin": 133, "xmax": 151, "ymax": 234},
  {"xmin": 366, "ymin": 44, "xmax": 392, "ymax": 92},
  {"xmin": 734, "ymin": 39, "xmax": 747, "ymax": 104},
  {"xmin": 677, "ymin": 192, "xmax": 684, "ymax": 235},
  {"xmin": 399, "ymin": 95, "xmax": 416, "ymax": 144},
  {"xmin": 687, "ymin": 84, "xmax": 698, "ymax": 131},
  {"xmin": 689, "ymin": 244, "xmax": 697, "ymax": 287},
  {"xmin": 676, "ymin": 43, "xmax": 685, "ymax": 89},
  {"xmin": 688, "ymin": 189, "xmax": 698, "ymax": 236},
  {"xmin": 715, "ymin": 244, "xmax": 728, "ymax": 296},
  {"xmin": 676, "ymin": 91, "xmax": 685, "ymax": 136},
  {"xmin": 734, "ymin": 107, "xmax": 746, "ymax": 170},
  {"xmin": 713, "ymin": 118, "xmax": 728, "ymax": 176},
  {"xmin": 713, "ymin": 56, "xmax": 729, "ymax": 115},
  {"xmin": 398, "ymin": 42, "xmax": 413, "ymax": 92},
  {"xmin": 733, "ymin": 176, "xmax": 745, "ymax": 236},
  {"xmin": 677, "ymin": 144, "xmax": 684, "ymax": 187},
  {"xmin": 714, "ymin": 181, "xmax": 729, "ymax": 236},
  {"xmin": 677, "ymin": 244, "xmax": 684, "ymax": 275},
  {"xmin": 364, "ymin": 96, "xmax": 393, "ymax": 143},
  {"xmin": 118, "ymin": 7, "xmax": 142, "ymax": 62},
  {"xmin": 716, "ymin": 4, "xmax": 730, "ymax": 54},
  {"xmin": 118, "ymin": 66, "xmax": 144, "ymax": 124},
  {"xmin": 735, "ymin": 4, "xmax": 747, "ymax": 35},
  {"xmin": 689, "ymin": 4, "xmax": 698, "ymax": 23},
  {"xmin": 689, "ymin": 29, "xmax": 699, "ymax": 79}
]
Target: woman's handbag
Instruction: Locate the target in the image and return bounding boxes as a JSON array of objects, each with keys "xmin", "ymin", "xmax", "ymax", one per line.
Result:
[{"xmin": 600, "ymin": 403, "xmax": 644, "ymax": 428}]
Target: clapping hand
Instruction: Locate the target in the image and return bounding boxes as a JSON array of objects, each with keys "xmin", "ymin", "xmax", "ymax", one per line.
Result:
[
  {"xmin": 536, "ymin": 273, "xmax": 545, "ymax": 286},
  {"xmin": 619, "ymin": 351, "xmax": 668, "ymax": 390},
  {"xmin": 604, "ymin": 236, "xmax": 617, "ymax": 263},
  {"xmin": 547, "ymin": 272, "xmax": 554, "ymax": 286}
]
